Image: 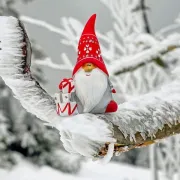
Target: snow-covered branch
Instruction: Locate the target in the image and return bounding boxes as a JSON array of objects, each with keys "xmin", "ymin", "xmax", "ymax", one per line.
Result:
[
  {"xmin": 20, "ymin": 15, "xmax": 81, "ymax": 49},
  {"xmin": 0, "ymin": 17, "xmax": 180, "ymax": 160},
  {"xmin": 99, "ymin": 77, "xmax": 180, "ymax": 154},
  {"xmin": 100, "ymin": 0, "xmax": 146, "ymax": 56},
  {"xmin": 109, "ymin": 34, "xmax": 180, "ymax": 75},
  {"xmin": 0, "ymin": 16, "xmax": 57, "ymax": 123},
  {"xmin": 155, "ymin": 24, "xmax": 180, "ymax": 38},
  {"xmin": 20, "ymin": 15, "xmax": 68, "ymax": 37},
  {"xmin": 34, "ymin": 55, "xmax": 73, "ymax": 71},
  {"xmin": 155, "ymin": 13, "xmax": 180, "ymax": 38}
]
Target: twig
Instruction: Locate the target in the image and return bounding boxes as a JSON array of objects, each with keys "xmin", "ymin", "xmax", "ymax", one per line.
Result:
[
  {"xmin": 156, "ymin": 24, "xmax": 180, "ymax": 38},
  {"xmin": 34, "ymin": 57, "xmax": 73, "ymax": 71},
  {"xmin": 140, "ymin": 0, "xmax": 151, "ymax": 33},
  {"xmin": 109, "ymin": 35, "xmax": 180, "ymax": 75},
  {"xmin": 20, "ymin": 15, "xmax": 69, "ymax": 38}
]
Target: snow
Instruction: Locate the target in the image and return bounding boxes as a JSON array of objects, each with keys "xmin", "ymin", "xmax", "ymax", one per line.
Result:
[
  {"xmin": 1, "ymin": 16, "xmax": 180, "ymax": 161},
  {"xmin": 99, "ymin": 143, "xmax": 114, "ymax": 164},
  {"xmin": 103, "ymin": 77, "xmax": 180, "ymax": 140},
  {"xmin": 54, "ymin": 113, "xmax": 115, "ymax": 158},
  {"xmin": 109, "ymin": 34, "xmax": 180, "ymax": 75},
  {"xmin": 0, "ymin": 161, "xmax": 178, "ymax": 180},
  {"xmin": 0, "ymin": 16, "xmax": 115, "ymax": 159},
  {"xmin": 0, "ymin": 16, "xmax": 57, "ymax": 123}
]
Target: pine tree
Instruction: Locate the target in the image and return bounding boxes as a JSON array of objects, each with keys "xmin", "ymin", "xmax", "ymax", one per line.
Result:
[{"xmin": 0, "ymin": 80, "xmax": 17, "ymax": 168}]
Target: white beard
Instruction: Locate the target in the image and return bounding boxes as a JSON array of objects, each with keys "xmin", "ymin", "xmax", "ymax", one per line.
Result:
[{"xmin": 74, "ymin": 68, "xmax": 108, "ymax": 113}]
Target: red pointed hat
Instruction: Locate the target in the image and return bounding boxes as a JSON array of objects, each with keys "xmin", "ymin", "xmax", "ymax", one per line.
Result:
[{"xmin": 72, "ymin": 14, "xmax": 109, "ymax": 76}]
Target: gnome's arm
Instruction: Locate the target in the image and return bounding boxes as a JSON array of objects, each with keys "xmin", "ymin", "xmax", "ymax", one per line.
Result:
[{"xmin": 108, "ymin": 78, "xmax": 116, "ymax": 94}]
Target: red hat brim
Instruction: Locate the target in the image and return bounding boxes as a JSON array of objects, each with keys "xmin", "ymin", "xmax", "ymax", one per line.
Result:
[{"xmin": 72, "ymin": 57, "xmax": 109, "ymax": 77}]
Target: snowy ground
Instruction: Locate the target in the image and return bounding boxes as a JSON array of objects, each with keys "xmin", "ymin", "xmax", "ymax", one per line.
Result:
[{"xmin": 0, "ymin": 161, "xmax": 173, "ymax": 180}]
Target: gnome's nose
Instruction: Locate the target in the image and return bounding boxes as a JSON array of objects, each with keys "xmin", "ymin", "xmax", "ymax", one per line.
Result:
[{"xmin": 82, "ymin": 63, "xmax": 96, "ymax": 72}]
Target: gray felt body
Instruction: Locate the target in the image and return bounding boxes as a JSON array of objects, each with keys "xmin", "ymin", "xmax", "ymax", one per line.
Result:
[{"xmin": 71, "ymin": 79, "xmax": 114, "ymax": 114}]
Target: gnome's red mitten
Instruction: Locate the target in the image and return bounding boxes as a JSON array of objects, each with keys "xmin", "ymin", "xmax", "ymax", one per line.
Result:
[{"xmin": 105, "ymin": 100, "xmax": 118, "ymax": 113}]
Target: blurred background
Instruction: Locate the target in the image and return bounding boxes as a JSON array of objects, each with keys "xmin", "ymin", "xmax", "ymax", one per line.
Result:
[{"xmin": 0, "ymin": 0, "xmax": 180, "ymax": 180}]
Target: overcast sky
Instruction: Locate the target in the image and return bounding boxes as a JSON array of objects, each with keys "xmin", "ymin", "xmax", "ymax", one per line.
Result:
[{"xmin": 15, "ymin": 0, "xmax": 180, "ymax": 94}]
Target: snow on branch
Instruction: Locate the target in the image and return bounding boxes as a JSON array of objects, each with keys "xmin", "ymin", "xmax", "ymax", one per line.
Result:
[
  {"xmin": 0, "ymin": 16, "xmax": 115, "ymax": 159},
  {"xmin": 0, "ymin": 16, "xmax": 180, "ymax": 160},
  {"xmin": 100, "ymin": 0, "xmax": 146, "ymax": 56},
  {"xmin": 20, "ymin": 15, "xmax": 81, "ymax": 48},
  {"xmin": 34, "ymin": 55, "xmax": 73, "ymax": 71},
  {"xmin": 0, "ymin": 16, "xmax": 57, "ymax": 123},
  {"xmin": 109, "ymin": 34, "xmax": 180, "ymax": 75},
  {"xmin": 155, "ymin": 13, "xmax": 180, "ymax": 39},
  {"xmin": 155, "ymin": 24, "xmax": 180, "ymax": 38},
  {"xmin": 20, "ymin": 15, "xmax": 74, "ymax": 71},
  {"xmin": 20, "ymin": 15, "xmax": 68, "ymax": 37},
  {"xmin": 101, "ymin": 73, "xmax": 180, "ymax": 150}
]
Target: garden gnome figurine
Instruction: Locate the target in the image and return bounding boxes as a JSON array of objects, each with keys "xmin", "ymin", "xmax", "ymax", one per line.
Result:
[{"xmin": 57, "ymin": 14, "xmax": 118, "ymax": 116}]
